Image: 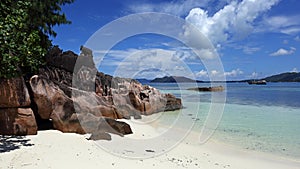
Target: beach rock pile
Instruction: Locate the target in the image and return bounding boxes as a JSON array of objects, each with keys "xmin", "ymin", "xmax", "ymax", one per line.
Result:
[
  {"xmin": 0, "ymin": 77, "xmax": 37, "ymax": 135},
  {"xmin": 0, "ymin": 46, "xmax": 182, "ymax": 140}
]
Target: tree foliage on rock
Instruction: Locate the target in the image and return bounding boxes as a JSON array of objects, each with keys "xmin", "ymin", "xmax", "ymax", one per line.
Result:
[{"xmin": 0, "ymin": 0, "xmax": 74, "ymax": 78}]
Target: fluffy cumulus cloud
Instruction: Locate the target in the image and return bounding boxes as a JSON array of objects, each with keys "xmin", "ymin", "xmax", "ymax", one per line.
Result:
[
  {"xmin": 195, "ymin": 69, "xmax": 218, "ymax": 79},
  {"xmin": 270, "ymin": 47, "xmax": 296, "ymax": 56},
  {"xmin": 180, "ymin": 24, "xmax": 218, "ymax": 59},
  {"xmin": 196, "ymin": 68, "xmax": 243, "ymax": 79},
  {"xmin": 224, "ymin": 69, "xmax": 244, "ymax": 77},
  {"xmin": 185, "ymin": 0, "xmax": 280, "ymax": 45}
]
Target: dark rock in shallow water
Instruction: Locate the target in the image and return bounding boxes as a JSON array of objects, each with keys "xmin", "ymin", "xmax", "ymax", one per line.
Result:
[
  {"xmin": 187, "ymin": 86, "xmax": 224, "ymax": 92},
  {"xmin": 165, "ymin": 94, "xmax": 182, "ymax": 111}
]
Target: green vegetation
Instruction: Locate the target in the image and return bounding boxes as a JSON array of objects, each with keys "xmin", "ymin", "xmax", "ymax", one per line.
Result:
[{"xmin": 0, "ymin": 0, "xmax": 74, "ymax": 78}]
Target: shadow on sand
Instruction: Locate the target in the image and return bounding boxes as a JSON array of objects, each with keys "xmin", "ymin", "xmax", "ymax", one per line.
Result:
[{"xmin": 0, "ymin": 135, "xmax": 34, "ymax": 153}]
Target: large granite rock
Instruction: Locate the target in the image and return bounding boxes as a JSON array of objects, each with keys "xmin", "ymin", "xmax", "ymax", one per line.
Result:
[
  {"xmin": 30, "ymin": 75, "xmax": 84, "ymax": 133},
  {"xmin": 0, "ymin": 77, "xmax": 31, "ymax": 108},
  {"xmin": 165, "ymin": 94, "xmax": 182, "ymax": 111},
  {"xmin": 111, "ymin": 82, "xmax": 182, "ymax": 116},
  {"xmin": 0, "ymin": 77, "xmax": 36, "ymax": 136},
  {"xmin": 45, "ymin": 46, "xmax": 78, "ymax": 73},
  {"xmin": 78, "ymin": 114, "xmax": 132, "ymax": 140},
  {"xmin": 29, "ymin": 75, "xmax": 132, "ymax": 138},
  {"xmin": 42, "ymin": 47, "xmax": 182, "ymax": 116},
  {"xmin": 29, "ymin": 75, "xmax": 62, "ymax": 120},
  {"xmin": 0, "ymin": 108, "xmax": 37, "ymax": 135}
]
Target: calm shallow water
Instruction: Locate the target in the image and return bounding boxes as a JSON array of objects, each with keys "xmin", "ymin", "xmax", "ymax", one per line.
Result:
[{"xmin": 146, "ymin": 82, "xmax": 300, "ymax": 159}]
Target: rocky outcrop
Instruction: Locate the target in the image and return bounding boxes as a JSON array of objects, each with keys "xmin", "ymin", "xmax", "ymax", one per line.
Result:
[
  {"xmin": 0, "ymin": 46, "xmax": 182, "ymax": 139},
  {"xmin": 45, "ymin": 46, "xmax": 78, "ymax": 73},
  {"xmin": 165, "ymin": 94, "xmax": 183, "ymax": 111},
  {"xmin": 0, "ymin": 77, "xmax": 31, "ymax": 108},
  {"xmin": 29, "ymin": 75, "xmax": 79, "ymax": 132},
  {"xmin": 0, "ymin": 77, "xmax": 37, "ymax": 135},
  {"xmin": 29, "ymin": 75, "xmax": 132, "ymax": 138},
  {"xmin": 0, "ymin": 107, "xmax": 37, "ymax": 135}
]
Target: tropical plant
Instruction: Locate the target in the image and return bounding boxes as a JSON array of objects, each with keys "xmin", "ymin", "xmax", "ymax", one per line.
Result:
[{"xmin": 0, "ymin": 0, "xmax": 74, "ymax": 78}]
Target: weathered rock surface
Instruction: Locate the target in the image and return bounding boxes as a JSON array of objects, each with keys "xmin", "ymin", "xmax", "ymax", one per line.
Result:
[
  {"xmin": 111, "ymin": 81, "xmax": 182, "ymax": 116},
  {"xmin": 0, "ymin": 77, "xmax": 36, "ymax": 136},
  {"xmin": 0, "ymin": 108, "xmax": 37, "ymax": 135},
  {"xmin": 30, "ymin": 75, "xmax": 81, "ymax": 133},
  {"xmin": 165, "ymin": 94, "xmax": 182, "ymax": 111},
  {"xmin": 45, "ymin": 46, "xmax": 78, "ymax": 73},
  {"xmin": 0, "ymin": 46, "xmax": 182, "ymax": 139},
  {"xmin": 0, "ymin": 77, "xmax": 31, "ymax": 108},
  {"xmin": 29, "ymin": 75, "xmax": 132, "ymax": 137}
]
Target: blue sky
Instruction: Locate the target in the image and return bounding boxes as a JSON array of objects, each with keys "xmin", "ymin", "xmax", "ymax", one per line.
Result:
[{"xmin": 52, "ymin": 0, "xmax": 300, "ymax": 80}]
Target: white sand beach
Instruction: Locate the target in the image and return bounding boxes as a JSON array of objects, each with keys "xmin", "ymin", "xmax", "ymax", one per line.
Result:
[{"xmin": 1, "ymin": 119, "xmax": 299, "ymax": 169}]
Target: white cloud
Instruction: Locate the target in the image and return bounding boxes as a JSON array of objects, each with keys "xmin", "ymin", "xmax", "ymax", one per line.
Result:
[
  {"xmin": 262, "ymin": 15, "xmax": 300, "ymax": 35},
  {"xmin": 194, "ymin": 48, "xmax": 218, "ymax": 60},
  {"xmin": 243, "ymin": 46, "xmax": 261, "ymax": 54},
  {"xmin": 196, "ymin": 68, "xmax": 243, "ymax": 80},
  {"xmin": 196, "ymin": 70, "xmax": 208, "ymax": 78},
  {"xmin": 180, "ymin": 24, "xmax": 218, "ymax": 59},
  {"xmin": 283, "ymin": 40, "xmax": 289, "ymax": 44},
  {"xmin": 294, "ymin": 36, "xmax": 300, "ymax": 42},
  {"xmin": 250, "ymin": 72, "xmax": 259, "ymax": 79},
  {"xmin": 185, "ymin": 0, "xmax": 279, "ymax": 45},
  {"xmin": 95, "ymin": 48, "xmax": 199, "ymax": 79},
  {"xmin": 224, "ymin": 69, "xmax": 244, "ymax": 77},
  {"xmin": 291, "ymin": 68, "xmax": 298, "ymax": 73},
  {"xmin": 196, "ymin": 69, "xmax": 220, "ymax": 79},
  {"xmin": 270, "ymin": 47, "xmax": 296, "ymax": 56},
  {"xmin": 195, "ymin": 68, "xmax": 244, "ymax": 78},
  {"xmin": 128, "ymin": 0, "xmax": 210, "ymax": 17},
  {"xmin": 211, "ymin": 70, "xmax": 220, "ymax": 76},
  {"xmin": 281, "ymin": 27, "xmax": 300, "ymax": 35}
]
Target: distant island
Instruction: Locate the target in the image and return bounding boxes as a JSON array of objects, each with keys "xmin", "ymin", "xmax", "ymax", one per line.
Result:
[
  {"xmin": 150, "ymin": 76, "xmax": 203, "ymax": 83},
  {"xmin": 136, "ymin": 72, "xmax": 300, "ymax": 83},
  {"xmin": 262, "ymin": 72, "xmax": 300, "ymax": 82},
  {"xmin": 135, "ymin": 78, "xmax": 152, "ymax": 84}
]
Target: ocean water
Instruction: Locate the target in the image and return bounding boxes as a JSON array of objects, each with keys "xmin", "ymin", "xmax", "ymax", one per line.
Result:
[{"xmin": 147, "ymin": 82, "xmax": 300, "ymax": 160}]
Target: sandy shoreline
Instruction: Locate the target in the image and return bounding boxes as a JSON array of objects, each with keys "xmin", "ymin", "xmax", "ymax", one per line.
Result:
[{"xmin": 1, "ymin": 120, "xmax": 299, "ymax": 169}]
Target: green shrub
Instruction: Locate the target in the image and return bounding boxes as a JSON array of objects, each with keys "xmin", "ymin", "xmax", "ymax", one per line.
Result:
[{"xmin": 0, "ymin": 0, "xmax": 74, "ymax": 78}]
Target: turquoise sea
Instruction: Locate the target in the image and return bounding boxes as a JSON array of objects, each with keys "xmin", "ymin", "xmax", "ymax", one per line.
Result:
[{"xmin": 147, "ymin": 82, "xmax": 300, "ymax": 160}]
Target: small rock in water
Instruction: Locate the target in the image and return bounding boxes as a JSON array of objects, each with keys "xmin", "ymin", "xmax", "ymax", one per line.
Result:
[{"xmin": 145, "ymin": 149, "xmax": 155, "ymax": 153}]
